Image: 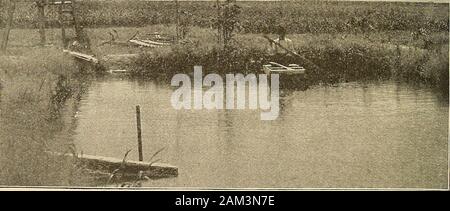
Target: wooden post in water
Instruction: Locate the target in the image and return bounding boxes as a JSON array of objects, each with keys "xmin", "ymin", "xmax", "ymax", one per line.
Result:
[
  {"xmin": 136, "ymin": 105, "xmax": 143, "ymax": 161},
  {"xmin": 1, "ymin": 0, "xmax": 16, "ymax": 51},
  {"xmin": 37, "ymin": 0, "xmax": 46, "ymax": 46}
]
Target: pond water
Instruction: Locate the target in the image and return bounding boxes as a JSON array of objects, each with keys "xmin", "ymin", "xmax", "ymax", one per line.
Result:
[{"xmin": 71, "ymin": 77, "xmax": 448, "ymax": 189}]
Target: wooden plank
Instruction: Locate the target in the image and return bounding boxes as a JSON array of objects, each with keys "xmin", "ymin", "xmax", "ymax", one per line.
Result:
[
  {"xmin": 63, "ymin": 49, "xmax": 99, "ymax": 63},
  {"xmin": 140, "ymin": 39, "xmax": 171, "ymax": 46},
  {"xmin": 47, "ymin": 1, "xmax": 72, "ymax": 5},
  {"xmin": 269, "ymin": 62, "xmax": 291, "ymax": 70},
  {"xmin": 129, "ymin": 39, "xmax": 155, "ymax": 47},
  {"xmin": 263, "ymin": 63, "xmax": 306, "ymax": 75},
  {"xmin": 47, "ymin": 151, "xmax": 178, "ymax": 179},
  {"xmin": 269, "ymin": 69, "xmax": 305, "ymax": 73},
  {"xmin": 268, "ymin": 62, "xmax": 305, "ymax": 72}
]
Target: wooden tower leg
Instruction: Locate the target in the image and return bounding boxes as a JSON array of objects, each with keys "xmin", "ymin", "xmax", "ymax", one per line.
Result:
[
  {"xmin": 1, "ymin": 0, "xmax": 16, "ymax": 51},
  {"xmin": 216, "ymin": 0, "xmax": 221, "ymax": 45},
  {"xmin": 175, "ymin": 0, "xmax": 180, "ymax": 43},
  {"xmin": 59, "ymin": 0, "xmax": 67, "ymax": 48},
  {"xmin": 37, "ymin": 0, "xmax": 46, "ymax": 46}
]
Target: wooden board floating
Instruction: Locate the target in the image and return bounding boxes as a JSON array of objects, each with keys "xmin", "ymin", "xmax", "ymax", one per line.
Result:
[{"xmin": 47, "ymin": 151, "xmax": 178, "ymax": 179}]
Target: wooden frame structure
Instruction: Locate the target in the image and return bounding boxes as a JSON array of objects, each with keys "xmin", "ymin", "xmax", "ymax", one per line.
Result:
[
  {"xmin": 1, "ymin": 0, "xmax": 80, "ymax": 51},
  {"xmin": 1, "ymin": 0, "xmax": 16, "ymax": 50}
]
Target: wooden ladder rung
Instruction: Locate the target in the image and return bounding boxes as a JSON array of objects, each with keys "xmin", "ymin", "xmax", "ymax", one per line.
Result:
[{"xmin": 48, "ymin": 1, "xmax": 73, "ymax": 5}]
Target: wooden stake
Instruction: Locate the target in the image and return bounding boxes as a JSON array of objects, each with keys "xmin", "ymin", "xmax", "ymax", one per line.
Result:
[
  {"xmin": 136, "ymin": 105, "xmax": 143, "ymax": 162},
  {"xmin": 1, "ymin": 0, "xmax": 16, "ymax": 51},
  {"xmin": 37, "ymin": 1, "xmax": 46, "ymax": 46}
]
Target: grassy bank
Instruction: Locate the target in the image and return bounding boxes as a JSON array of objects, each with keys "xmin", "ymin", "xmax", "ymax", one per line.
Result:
[
  {"xmin": 2, "ymin": 23, "xmax": 447, "ymax": 93},
  {"xmin": 120, "ymin": 26, "xmax": 448, "ymax": 95},
  {"xmin": 0, "ymin": 48, "xmax": 93, "ymax": 186}
]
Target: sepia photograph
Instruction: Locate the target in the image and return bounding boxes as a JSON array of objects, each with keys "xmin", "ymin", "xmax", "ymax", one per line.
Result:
[{"xmin": 0, "ymin": 0, "xmax": 448, "ymax": 192}]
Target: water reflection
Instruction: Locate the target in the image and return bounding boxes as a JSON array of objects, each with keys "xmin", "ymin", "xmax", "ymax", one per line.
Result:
[{"xmin": 70, "ymin": 77, "xmax": 448, "ymax": 189}]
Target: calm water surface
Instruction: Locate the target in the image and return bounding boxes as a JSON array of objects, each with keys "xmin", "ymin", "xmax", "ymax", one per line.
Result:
[{"xmin": 71, "ymin": 77, "xmax": 448, "ymax": 189}]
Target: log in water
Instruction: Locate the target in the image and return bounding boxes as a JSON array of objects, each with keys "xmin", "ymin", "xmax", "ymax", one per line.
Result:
[{"xmin": 47, "ymin": 151, "xmax": 178, "ymax": 179}]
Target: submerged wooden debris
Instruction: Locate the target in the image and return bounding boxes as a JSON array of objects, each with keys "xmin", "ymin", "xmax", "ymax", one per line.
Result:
[{"xmin": 47, "ymin": 151, "xmax": 178, "ymax": 180}]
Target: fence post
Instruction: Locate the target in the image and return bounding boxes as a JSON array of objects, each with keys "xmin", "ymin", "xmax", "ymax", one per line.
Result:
[
  {"xmin": 136, "ymin": 105, "xmax": 143, "ymax": 162},
  {"xmin": 1, "ymin": 0, "xmax": 16, "ymax": 51}
]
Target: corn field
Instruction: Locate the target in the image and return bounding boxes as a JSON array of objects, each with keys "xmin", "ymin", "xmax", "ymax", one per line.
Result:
[{"xmin": 0, "ymin": 1, "xmax": 448, "ymax": 34}]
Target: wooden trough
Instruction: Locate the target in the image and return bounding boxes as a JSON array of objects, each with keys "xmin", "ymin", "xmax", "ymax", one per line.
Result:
[
  {"xmin": 47, "ymin": 151, "xmax": 178, "ymax": 179},
  {"xmin": 262, "ymin": 62, "xmax": 308, "ymax": 90},
  {"xmin": 262, "ymin": 62, "xmax": 306, "ymax": 75}
]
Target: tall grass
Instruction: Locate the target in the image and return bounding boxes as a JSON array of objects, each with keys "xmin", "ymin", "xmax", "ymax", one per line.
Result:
[
  {"xmin": 0, "ymin": 48, "xmax": 90, "ymax": 186},
  {"xmin": 131, "ymin": 28, "xmax": 448, "ymax": 95},
  {"xmin": 1, "ymin": 1, "xmax": 448, "ymax": 34}
]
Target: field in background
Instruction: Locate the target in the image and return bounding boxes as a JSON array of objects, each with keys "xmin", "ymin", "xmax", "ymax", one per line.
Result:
[{"xmin": 1, "ymin": 1, "xmax": 448, "ymax": 34}]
